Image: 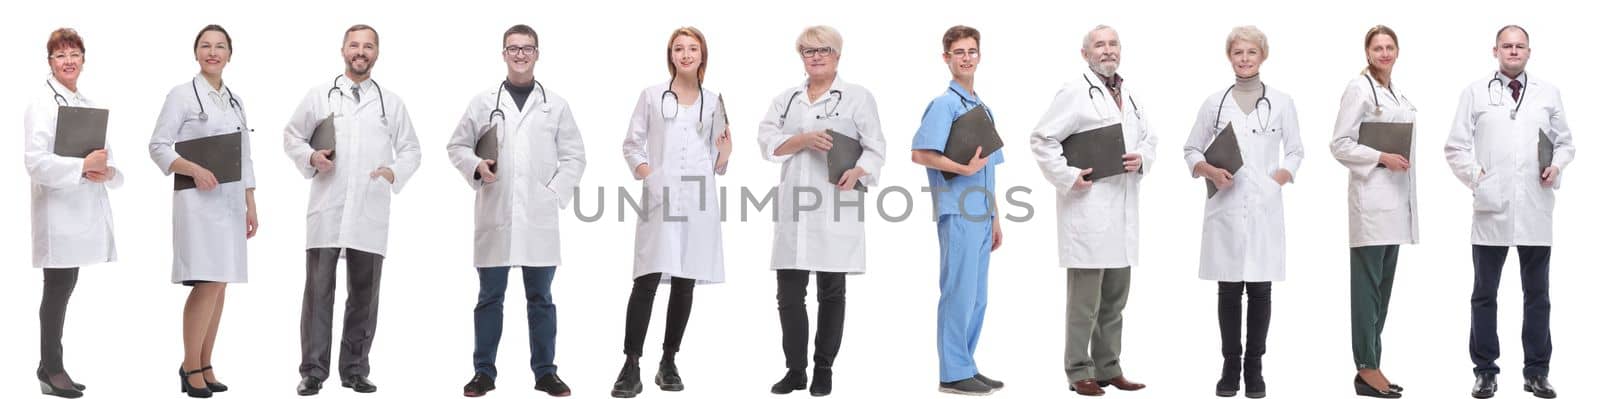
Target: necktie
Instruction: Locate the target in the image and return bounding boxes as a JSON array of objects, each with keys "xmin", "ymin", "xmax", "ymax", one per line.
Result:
[
  {"xmin": 1508, "ymin": 80, "xmax": 1522, "ymax": 102},
  {"xmin": 352, "ymin": 86, "xmax": 362, "ymax": 103}
]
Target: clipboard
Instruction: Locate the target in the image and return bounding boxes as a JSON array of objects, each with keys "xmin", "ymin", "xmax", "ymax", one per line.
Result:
[
  {"xmin": 826, "ymin": 129, "xmax": 867, "ymax": 192},
  {"xmin": 1203, "ymin": 123, "xmax": 1243, "ymax": 198},
  {"xmin": 53, "ymin": 106, "xmax": 109, "ymax": 158},
  {"xmin": 1059, "ymin": 123, "xmax": 1128, "ymax": 181},
  {"xmin": 1356, "ymin": 122, "xmax": 1413, "ymax": 167},
  {"xmin": 310, "ymin": 115, "xmax": 336, "ymax": 160},
  {"xmin": 174, "ymin": 132, "xmax": 243, "ymax": 191},
  {"xmin": 941, "ymin": 104, "xmax": 1003, "ymax": 180}
]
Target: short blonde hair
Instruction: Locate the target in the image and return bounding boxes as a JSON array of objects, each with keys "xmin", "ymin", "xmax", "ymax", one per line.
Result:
[
  {"xmin": 1225, "ymin": 25, "xmax": 1268, "ymax": 58},
  {"xmin": 796, "ymin": 25, "xmax": 843, "ymax": 55}
]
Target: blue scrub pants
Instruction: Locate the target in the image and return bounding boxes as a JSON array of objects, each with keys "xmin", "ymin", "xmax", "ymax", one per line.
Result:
[{"xmin": 936, "ymin": 214, "xmax": 992, "ymax": 382}]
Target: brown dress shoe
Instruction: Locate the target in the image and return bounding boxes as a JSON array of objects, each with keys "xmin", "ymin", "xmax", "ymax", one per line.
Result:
[
  {"xmin": 1097, "ymin": 376, "xmax": 1147, "ymax": 391},
  {"xmin": 1070, "ymin": 379, "xmax": 1105, "ymax": 396}
]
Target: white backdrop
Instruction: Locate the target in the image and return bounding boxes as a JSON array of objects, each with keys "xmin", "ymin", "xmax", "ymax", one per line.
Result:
[{"xmin": 2, "ymin": 0, "xmax": 1595, "ymax": 398}]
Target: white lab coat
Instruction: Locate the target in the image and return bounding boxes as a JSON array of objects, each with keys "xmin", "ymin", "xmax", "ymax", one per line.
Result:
[
  {"xmin": 282, "ymin": 76, "xmax": 421, "ymax": 256},
  {"xmin": 756, "ymin": 77, "xmax": 886, "ymax": 274},
  {"xmin": 622, "ymin": 83, "xmax": 727, "ymax": 283},
  {"xmin": 1444, "ymin": 72, "xmax": 1574, "ymax": 246},
  {"xmin": 1030, "ymin": 69, "xmax": 1157, "ymax": 269},
  {"xmin": 446, "ymin": 82, "xmax": 587, "ymax": 268},
  {"xmin": 149, "ymin": 75, "xmax": 256, "ymax": 283},
  {"xmin": 26, "ymin": 76, "xmax": 122, "ymax": 269},
  {"xmin": 1183, "ymin": 85, "xmax": 1304, "ymax": 282},
  {"xmin": 1330, "ymin": 73, "xmax": 1419, "ymax": 248}
]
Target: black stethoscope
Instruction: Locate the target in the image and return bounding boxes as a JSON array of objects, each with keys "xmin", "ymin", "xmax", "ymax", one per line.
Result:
[
  {"xmin": 1487, "ymin": 73, "xmax": 1528, "ymax": 120},
  {"xmin": 777, "ymin": 88, "xmax": 843, "ymax": 128},
  {"xmin": 948, "ymin": 86, "xmax": 981, "ymax": 111},
  {"xmin": 326, "ymin": 74, "xmax": 388, "ymax": 125},
  {"xmin": 1084, "ymin": 74, "xmax": 1141, "ymax": 120},
  {"xmin": 661, "ymin": 82, "xmax": 706, "ymax": 131},
  {"xmin": 1215, "ymin": 80, "xmax": 1272, "ymax": 134},
  {"xmin": 191, "ymin": 78, "xmax": 243, "ymax": 124},
  {"xmin": 1363, "ymin": 73, "xmax": 1395, "ymax": 116},
  {"xmin": 489, "ymin": 79, "xmax": 550, "ymax": 124},
  {"xmin": 46, "ymin": 80, "xmax": 70, "ymax": 106}
]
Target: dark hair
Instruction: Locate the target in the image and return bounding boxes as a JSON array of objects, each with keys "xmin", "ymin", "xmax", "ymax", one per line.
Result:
[
  {"xmin": 504, "ymin": 24, "xmax": 539, "ymax": 48},
  {"xmin": 194, "ymin": 24, "xmax": 233, "ymax": 52},
  {"xmin": 344, "ymin": 24, "xmax": 379, "ymax": 46},
  {"xmin": 46, "ymin": 28, "xmax": 84, "ymax": 56},
  {"xmin": 942, "ymin": 25, "xmax": 980, "ymax": 52},
  {"xmin": 1495, "ymin": 25, "xmax": 1528, "ymax": 44}
]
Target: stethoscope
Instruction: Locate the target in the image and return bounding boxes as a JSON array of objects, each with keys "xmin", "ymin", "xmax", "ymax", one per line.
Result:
[
  {"xmin": 326, "ymin": 74, "xmax": 388, "ymax": 125},
  {"xmin": 488, "ymin": 79, "xmax": 550, "ymax": 125},
  {"xmin": 1363, "ymin": 73, "xmax": 1394, "ymax": 115},
  {"xmin": 1215, "ymin": 80, "xmax": 1272, "ymax": 134},
  {"xmin": 190, "ymin": 78, "xmax": 243, "ymax": 124},
  {"xmin": 46, "ymin": 80, "xmax": 69, "ymax": 106},
  {"xmin": 1084, "ymin": 74, "xmax": 1141, "ymax": 120},
  {"xmin": 949, "ymin": 87, "xmax": 980, "ymax": 111},
  {"xmin": 1487, "ymin": 73, "xmax": 1528, "ymax": 120},
  {"xmin": 661, "ymin": 83, "xmax": 706, "ymax": 131},
  {"xmin": 777, "ymin": 88, "xmax": 843, "ymax": 128}
]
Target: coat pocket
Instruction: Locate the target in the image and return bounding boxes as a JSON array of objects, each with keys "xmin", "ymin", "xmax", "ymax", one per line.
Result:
[{"xmin": 1471, "ymin": 172, "xmax": 1506, "ymax": 213}]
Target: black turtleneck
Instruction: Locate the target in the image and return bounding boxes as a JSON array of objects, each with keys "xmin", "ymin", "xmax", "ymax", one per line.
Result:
[{"xmin": 506, "ymin": 80, "xmax": 536, "ymax": 111}]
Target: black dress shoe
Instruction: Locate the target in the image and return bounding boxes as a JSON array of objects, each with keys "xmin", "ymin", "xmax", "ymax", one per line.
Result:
[
  {"xmin": 938, "ymin": 377, "xmax": 994, "ymax": 396},
  {"xmin": 201, "ymin": 365, "xmax": 228, "ymax": 392},
  {"xmin": 179, "ymin": 367, "xmax": 214, "ymax": 398},
  {"xmin": 809, "ymin": 367, "xmax": 832, "ymax": 397},
  {"xmin": 1523, "ymin": 375, "xmax": 1556, "ymax": 399},
  {"xmin": 1354, "ymin": 375, "xmax": 1402, "ymax": 398},
  {"xmin": 297, "ymin": 376, "xmax": 324, "ymax": 396},
  {"xmin": 771, "ymin": 369, "xmax": 807, "ymax": 394},
  {"xmin": 463, "ymin": 372, "xmax": 495, "ymax": 397},
  {"xmin": 37, "ymin": 367, "xmax": 84, "ymax": 398},
  {"xmin": 1471, "ymin": 373, "xmax": 1496, "ymax": 399},
  {"xmin": 535, "ymin": 373, "xmax": 572, "ymax": 397},
  {"xmin": 655, "ymin": 362, "xmax": 684, "ymax": 391},
  {"xmin": 973, "ymin": 373, "xmax": 1003, "ymax": 390},
  {"xmin": 611, "ymin": 363, "xmax": 642, "ymax": 398},
  {"xmin": 341, "ymin": 376, "xmax": 378, "ymax": 393}
]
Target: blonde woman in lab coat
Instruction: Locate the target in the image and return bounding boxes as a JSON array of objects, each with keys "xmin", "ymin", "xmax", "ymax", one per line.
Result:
[
  {"xmin": 1328, "ymin": 25, "xmax": 1413, "ymax": 399},
  {"xmin": 26, "ymin": 28, "xmax": 121, "ymax": 398},
  {"xmin": 757, "ymin": 25, "xmax": 885, "ymax": 397},
  {"xmin": 612, "ymin": 26, "xmax": 732, "ymax": 398},
  {"xmin": 1182, "ymin": 25, "xmax": 1304, "ymax": 399}
]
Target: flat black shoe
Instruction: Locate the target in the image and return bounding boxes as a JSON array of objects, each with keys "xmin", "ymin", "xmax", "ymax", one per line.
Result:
[
  {"xmin": 37, "ymin": 367, "xmax": 83, "ymax": 398},
  {"xmin": 463, "ymin": 372, "xmax": 495, "ymax": 397},
  {"xmin": 655, "ymin": 362, "xmax": 684, "ymax": 391},
  {"xmin": 1523, "ymin": 375, "xmax": 1556, "ymax": 399},
  {"xmin": 535, "ymin": 373, "xmax": 572, "ymax": 397},
  {"xmin": 179, "ymin": 367, "xmax": 214, "ymax": 398},
  {"xmin": 341, "ymin": 375, "xmax": 378, "ymax": 393},
  {"xmin": 297, "ymin": 376, "xmax": 324, "ymax": 396},
  {"xmin": 973, "ymin": 373, "xmax": 1003, "ymax": 390},
  {"xmin": 1471, "ymin": 373, "xmax": 1496, "ymax": 399},
  {"xmin": 1354, "ymin": 375, "xmax": 1401, "ymax": 398},
  {"xmin": 809, "ymin": 367, "xmax": 832, "ymax": 397},
  {"xmin": 611, "ymin": 362, "xmax": 642, "ymax": 398},
  {"xmin": 771, "ymin": 369, "xmax": 807, "ymax": 394},
  {"xmin": 937, "ymin": 377, "xmax": 993, "ymax": 396}
]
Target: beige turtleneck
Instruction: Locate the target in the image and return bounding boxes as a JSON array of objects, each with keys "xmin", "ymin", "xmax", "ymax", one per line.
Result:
[{"xmin": 1232, "ymin": 74, "xmax": 1264, "ymax": 114}]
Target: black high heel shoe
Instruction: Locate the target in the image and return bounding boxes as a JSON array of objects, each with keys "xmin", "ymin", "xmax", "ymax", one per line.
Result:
[
  {"xmin": 179, "ymin": 367, "xmax": 214, "ymax": 398},
  {"xmin": 201, "ymin": 365, "xmax": 229, "ymax": 392},
  {"xmin": 1355, "ymin": 375, "xmax": 1402, "ymax": 398},
  {"xmin": 37, "ymin": 367, "xmax": 83, "ymax": 398}
]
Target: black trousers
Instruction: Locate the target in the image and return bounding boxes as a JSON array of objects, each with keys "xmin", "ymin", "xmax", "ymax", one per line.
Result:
[
  {"xmin": 1218, "ymin": 282, "xmax": 1272, "ymax": 378},
  {"xmin": 1470, "ymin": 245, "xmax": 1552, "ymax": 377},
  {"xmin": 40, "ymin": 268, "xmax": 79, "ymax": 373},
  {"xmin": 776, "ymin": 270, "xmax": 846, "ymax": 370},
  {"xmin": 300, "ymin": 248, "xmax": 385, "ymax": 380},
  {"xmin": 623, "ymin": 273, "xmax": 696, "ymax": 357}
]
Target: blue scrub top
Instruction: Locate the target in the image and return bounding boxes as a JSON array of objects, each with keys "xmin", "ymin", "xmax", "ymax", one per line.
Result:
[{"xmin": 911, "ymin": 80, "xmax": 1006, "ymax": 219}]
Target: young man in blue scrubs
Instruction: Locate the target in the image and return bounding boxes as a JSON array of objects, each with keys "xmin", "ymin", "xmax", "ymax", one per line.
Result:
[{"xmin": 909, "ymin": 24, "xmax": 1007, "ymax": 396}]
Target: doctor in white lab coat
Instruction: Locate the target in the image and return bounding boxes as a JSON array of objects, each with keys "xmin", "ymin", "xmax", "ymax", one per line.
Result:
[
  {"xmin": 1181, "ymin": 26, "xmax": 1303, "ymax": 399},
  {"xmin": 445, "ymin": 24, "xmax": 583, "ymax": 397},
  {"xmin": 1328, "ymin": 26, "xmax": 1415, "ymax": 396},
  {"xmin": 147, "ymin": 25, "xmax": 259, "ymax": 396},
  {"xmin": 280, "ymin": 25, "xmax": 421, "ymax": 395},
  {"xmin": 26, "ymin": 28, "xmax": 119, "ymax": 396},
  {"xmin": 1029, "ymin": 25, "xmax": 1153, "ymax": 395},
  {"xmin": 757, "ymin": 26, "xmax": 885, "ymax": 396},
  {"xmin": 611, "ymin": 26, "xmax": 732, "ymax": 398},
  {"xmin": 1444, "ymin": 25, "xmax": 1572, "ymax": 399}
]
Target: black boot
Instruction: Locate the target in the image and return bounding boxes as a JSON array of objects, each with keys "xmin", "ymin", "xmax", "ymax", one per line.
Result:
[
  {"xmin": 1243, "ymin": 357, "xmax": 1266, "ymax": 398},
  {"xmin": 1215, "ymin": 356, "xmax": 1241, "ymax": 397},
  {"xmin": 610, "ymin": 357, "xmax": 642, "ymax": 398},
  {"xmin": 770, "ymin": 368, "xmax": 806, "ymax": 394},
  {"xmin": 655, "ymin": 359, "xmax": 684, "ymax": 391},
  {"xmin": 809, "ymin": 367, "xmax": 833, "ymax": 396}
]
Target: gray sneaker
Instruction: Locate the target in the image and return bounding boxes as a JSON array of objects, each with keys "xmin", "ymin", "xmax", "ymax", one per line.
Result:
[
  {"xmin": 938, "ymin": 377, "xmax": 993, "ymax": 396},
  {"xmin": 974, "ymin": 374, "xmax": 1004, "ymax": 390}
]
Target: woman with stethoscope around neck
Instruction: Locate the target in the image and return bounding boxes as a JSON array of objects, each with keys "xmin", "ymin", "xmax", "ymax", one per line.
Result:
[
  {"xmin": 147, "ymin": 24, "xmax": 258, "ymax": 398},
  {"xmin": 26, "ymin": 27, "xmax": 121, "ymax": 398},
  {"xmin": 614, "ymin": 26, "xmax": 732, "ymax": 398},
  {"xmin": 1181, "ymin": 25, "xmax": 1304, "ymax": 399},
  {"xmin": 1329, "ymin": 25, "xmax": 1415, "ymax": 399}
]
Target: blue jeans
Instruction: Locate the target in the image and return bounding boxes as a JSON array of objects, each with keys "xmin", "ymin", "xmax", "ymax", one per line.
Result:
[{"xmin": 474, "ymin": 266, "xmax": 557, "ymax": 379}]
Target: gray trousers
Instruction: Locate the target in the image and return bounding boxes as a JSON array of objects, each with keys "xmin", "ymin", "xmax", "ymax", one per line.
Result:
[
  {"xmin": 1065, "ymin": 267, "xmax": 1131, "ymax": 382},
  {"xmin": 299, "ymin": 248, "xmax": 384, "ymax": 380}
]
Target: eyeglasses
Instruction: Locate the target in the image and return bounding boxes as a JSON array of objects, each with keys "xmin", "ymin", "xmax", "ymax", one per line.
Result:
[
  {"xmin": 504, "ymin": 45, "xmax": 539, "ymax": 56},
  {"xmin": 946, "ymin": 48, "xmax": 980, "ymax": 58},
  {"xmin": 800, "ymin": 47, "xmax": 836, "ymax": 58}
]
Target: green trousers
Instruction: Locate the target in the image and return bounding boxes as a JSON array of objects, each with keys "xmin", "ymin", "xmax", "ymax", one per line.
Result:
[
  {"xmin": 1065, "ymin": 267, "xmax": 1131, "ymax": 382},
  {"xmin": 1350, "ymin": 245, "xmax": 1399, "ymax": 369}
]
